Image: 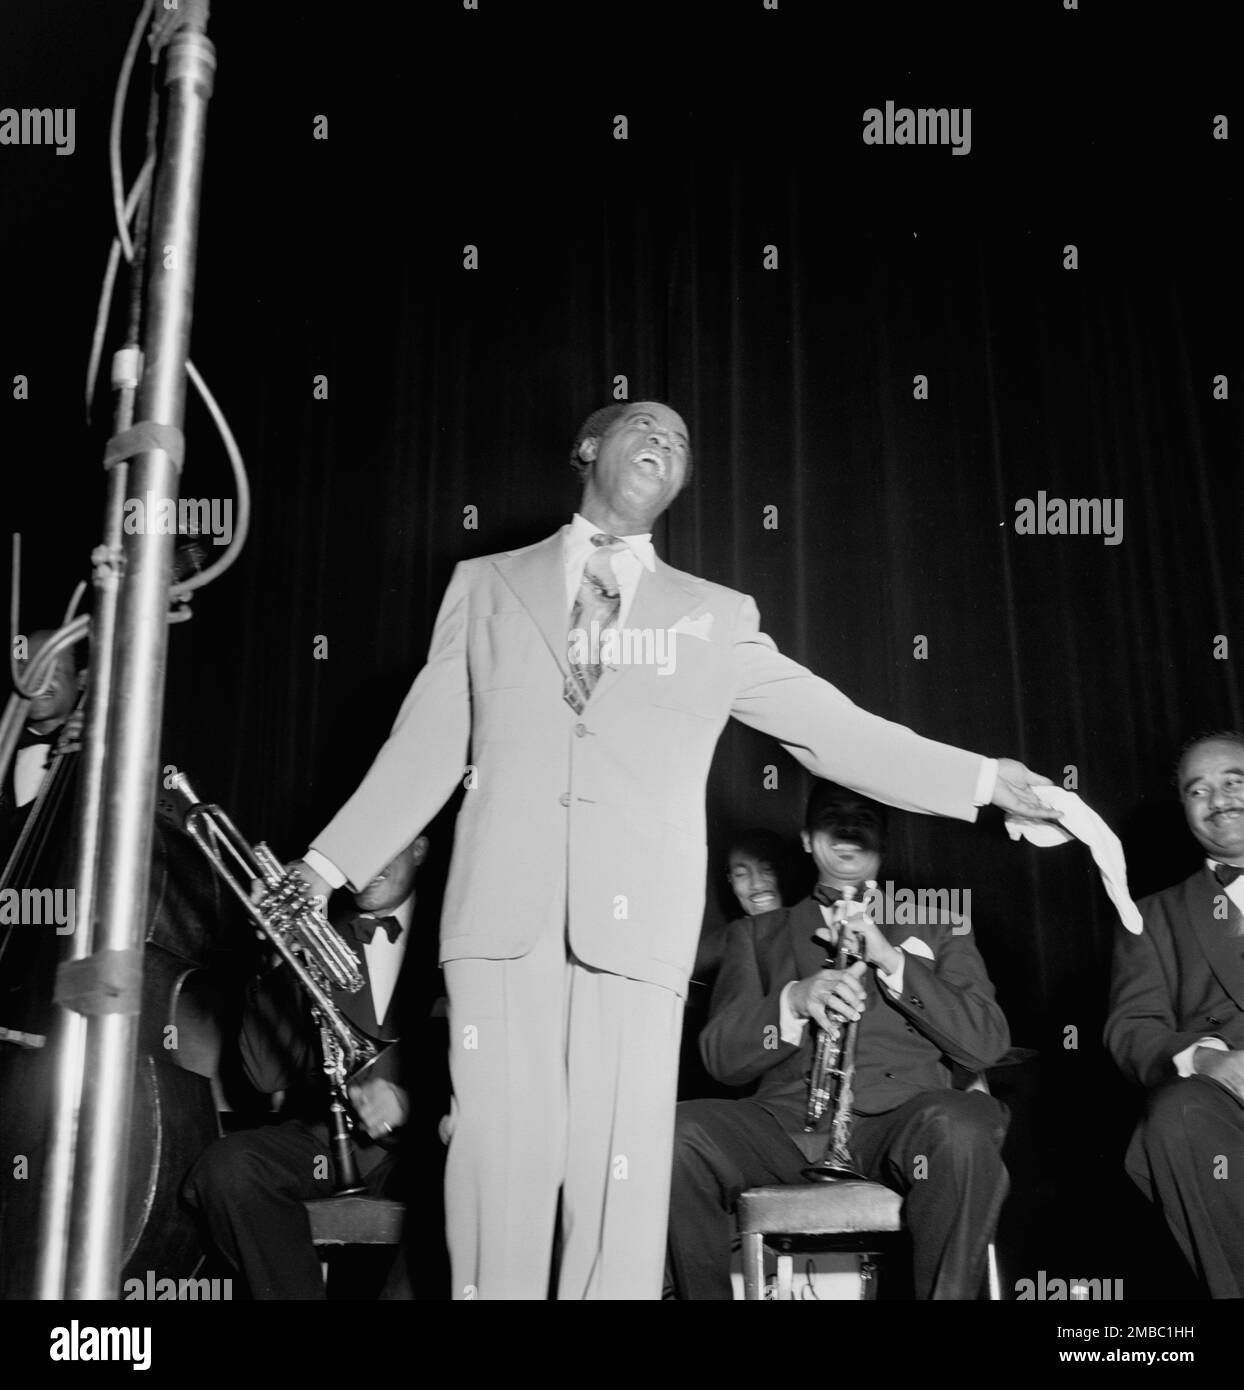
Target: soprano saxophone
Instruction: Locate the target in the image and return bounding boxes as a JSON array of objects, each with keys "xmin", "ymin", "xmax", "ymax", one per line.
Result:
[{"xmin": 166, "ymin": 771, "xmax": 377, "ymax": 1193}]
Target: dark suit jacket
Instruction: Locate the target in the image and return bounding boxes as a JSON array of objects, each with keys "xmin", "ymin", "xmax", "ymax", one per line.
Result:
[
  {"xmin": 239, "ymin": 907, "xmax": 406, "ymax": 1123},
  {"xmin": 1105, "ymin": 866, "xmax": 1244, "ymax": 1092},
  {"xmin": 701, "ymin": 893, "xmax": 1010, "ymax": 1148}
]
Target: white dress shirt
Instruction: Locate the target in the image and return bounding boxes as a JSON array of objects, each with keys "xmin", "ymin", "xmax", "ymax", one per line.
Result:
[
  {"xmin": 563, "ymin": 511, "xmax": 655, "ymax": 626},
  {"xmin": 1171, "ymin": 859, "xmax": 1244, "ymax": 1077},
  {"xmin": 353, "ymin": 895, "xmax": 413, "ymax": 1027},
  {"xmin": 14, "ymin": 742, "xmax": 52, "ymax": 807}
]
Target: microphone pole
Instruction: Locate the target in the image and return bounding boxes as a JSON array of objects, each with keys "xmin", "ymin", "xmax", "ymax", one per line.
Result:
[{"xmin": 36, "ymin": 1, "xmax": 217, "ymax": 1299}]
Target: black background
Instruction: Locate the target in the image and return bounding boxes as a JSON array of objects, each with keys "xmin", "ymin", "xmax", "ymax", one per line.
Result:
[{"xmin": 1, "ymin": 0, "xmax": 1241, "ymax": 1313}]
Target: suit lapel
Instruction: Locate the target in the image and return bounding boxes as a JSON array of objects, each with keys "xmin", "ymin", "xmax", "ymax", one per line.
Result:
[
  {"xmin": 586, "ymin": 559, "xmax": 705, "ymax": 710},
  {"xmin": 493, "ymin": 530, "xmax": 572, "ymax": 680},
  {"xmin": 333, "ymin": 915, "xmax": 383, "ymax": 1038},
  {"xmin": 1185, "ymin": 869, "xmax": 1244, "ymax": 1010},
  {"xmin": 789, "ymin": 898, "xmax": 832, "ymax": 983}
]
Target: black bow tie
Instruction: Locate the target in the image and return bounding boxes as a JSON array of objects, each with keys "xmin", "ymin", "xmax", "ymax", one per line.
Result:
[
  {"xmin": 1213, "ymin": 863, "xmax": 1243, "ymax": 888},
  {"xmin": 351, "ymin": 913, "xmax": 401, "ymax": 944},
  {"xmin": 813, "ymin": 884, "xmax": 864, "ymax": 908}
]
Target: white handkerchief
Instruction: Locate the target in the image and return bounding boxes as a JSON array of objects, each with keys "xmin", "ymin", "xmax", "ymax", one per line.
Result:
[
  {"xmin": 1004, "ymin": 787, "xmax": 1143, "ymax": 934},
  {"xmin": 897, "ymin": 936, "xmax": 935, "ymax": 961},
  {"xmin": 671, "ymin": 612, "xmax": 713, "ymax": 641}
]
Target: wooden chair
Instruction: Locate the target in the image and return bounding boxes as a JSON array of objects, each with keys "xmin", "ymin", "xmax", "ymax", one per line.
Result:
[
  {"xmin": 304, "ymin": 1196, "xmax": 407, "ymax": 1294},
  {"xmin": 737, "ymin": 1073, "xmax": 1003, "ymax": 1300}
]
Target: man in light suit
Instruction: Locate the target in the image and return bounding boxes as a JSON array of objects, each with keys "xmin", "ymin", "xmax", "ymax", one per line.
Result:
[
  {"xmin": 290, "ymin": 400, "xmax": 1058, "ymax": 1299},
  {"xmin": 1106, "ymin": 731, "xmax": 1244, "ymax": 1297},
  {"xmin": 667, "ymin": 781, "xmax": 1011, "ymax": 1299}
]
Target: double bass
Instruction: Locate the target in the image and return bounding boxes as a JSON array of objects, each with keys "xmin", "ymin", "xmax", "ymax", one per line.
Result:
[{"xmin": 0, "ymin": 716, "xmax": 233, "ymax": 1297}]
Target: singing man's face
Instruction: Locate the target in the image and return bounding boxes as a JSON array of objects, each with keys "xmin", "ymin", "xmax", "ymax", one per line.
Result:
[
  {"xmin": 1179, "ymin": 739, "xmax": 1244, "ymax": 865},
  {"xmin": 727, "ymin": 851, "xmax": 781, "ymax": 917},
  {"xmin": 800, "ymin": 794, "xmax": 885, "ymax": 887},
  {"xmin": 579, "ymin": 402, "xmax": 690, "ymax": 531}
]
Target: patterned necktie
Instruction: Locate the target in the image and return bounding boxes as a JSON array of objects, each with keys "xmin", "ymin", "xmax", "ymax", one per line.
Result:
[
  {"xmin": 1213, "ymin": 863, "xmax": 1242, "ymax": 888},
  {"xmin": 565, "ymin": 533, "xmax": 625, "ymax": 713},
  {"xmin": 352, "ymin": 913, "xmax": 401, "ymax": 944}
]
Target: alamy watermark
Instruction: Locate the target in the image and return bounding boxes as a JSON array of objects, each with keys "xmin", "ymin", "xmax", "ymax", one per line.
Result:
[
  {"xmin": 862, "ymin": 102, "xmax": 971, "ymax": 156},
  {"xmin": 0, "ymin": 106, "xmax": 75, "ymax": 156},
  {"xmin": 123, "ymin": 493, "xmax": 233, "ymax": 546},
  {"xmin": 860, "ymin": 881, "xmax": 971, "ymax": 933},
  {"xmin": 1014, "ymin": 493, "xmax": 1123, "ymax": 546},
  {"xmin": 123, "ymin": 1271, "xmax": 233, "ymax": 1300},
  {"xmin": 1015, "ymin": 1271, "xmax": 1124, "ymax": 1300},
  {"xmin": 0, "ymin": 887, "xmax": 74, "ymax": 935},
  {"xmin": 50, "ymin": 1322, "xmax": 150, "ymax": 1371},
  {"xmin": 568, "ymin": 621, "xmax": 677, "ymax": 675}
]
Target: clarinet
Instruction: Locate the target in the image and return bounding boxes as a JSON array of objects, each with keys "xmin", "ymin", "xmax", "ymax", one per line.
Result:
[{"xmin": 802, "ymin": 880, "xmax": 876, "ymax": 1182}]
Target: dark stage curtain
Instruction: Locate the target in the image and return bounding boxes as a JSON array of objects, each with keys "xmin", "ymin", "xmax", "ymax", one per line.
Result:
[{"xmin": 2, "ymin": 2, "xmax": 1240, "ymax": 1296}]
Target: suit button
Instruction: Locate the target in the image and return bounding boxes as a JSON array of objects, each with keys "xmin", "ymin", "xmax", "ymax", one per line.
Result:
[
  {"xmin": 574, "ymin": 723, "xmax": 588, "ymax": 737},
  {"xmin": 559, "ymin": 793, "xmax": 570, "ymax": 807},
  {"xmin": 1207, "ymin": 1016, "xmax": 1221, "ymax": 1026},
  {"xmin": 884, "ymin": 1072, "xmax": 895, "ymax": 1079}
]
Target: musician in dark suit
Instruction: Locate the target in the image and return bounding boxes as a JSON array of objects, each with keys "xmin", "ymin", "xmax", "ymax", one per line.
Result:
[
  {"xmin": 667, "ymin": 781, "xmax": 1011, "ymax": 1299},
  {"xmin": 1105, "ymin": 731, "xmax": 1244, "ymax": 1298},
  {"xmin": 184, "ymin": 834, "xmax": 427, "ymax": 1299}
]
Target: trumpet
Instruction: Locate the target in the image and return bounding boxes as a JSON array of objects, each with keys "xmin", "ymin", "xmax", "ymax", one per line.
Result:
[
  {"xmin": 166, "ymin": 771, "xmax": 377, "ymax": 1194},
  {"xmin": 802, "ymin": 879, "xmax": 876, "ymax": 1183}
]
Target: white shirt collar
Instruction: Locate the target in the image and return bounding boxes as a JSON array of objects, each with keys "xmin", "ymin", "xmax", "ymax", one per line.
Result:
[{"xmin": 566, "ymin": 512, "xmax": 656, "ymax": 574}]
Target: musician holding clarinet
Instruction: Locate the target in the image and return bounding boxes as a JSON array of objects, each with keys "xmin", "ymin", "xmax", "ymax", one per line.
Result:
[{"xmin": 667, "ymin": 781, "xmax": 1011, "ymax": 1299}]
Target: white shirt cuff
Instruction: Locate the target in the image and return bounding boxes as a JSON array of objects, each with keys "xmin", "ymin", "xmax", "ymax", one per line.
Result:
[
  {"xmin": 1175, "ymin": 1036, "xmax": 1228, "ymax": 1078},
  {"xmin": 778, "ymin": 981, "xmax": 809, "ymax": 1046},
  {"xmin": 302, "ymin": 848, "xmax": 347, "ymax": 891},
  {"xmin": 877, "ymin": 954, "xmax": 906, "ymax": 994},
  {"xmin": 973, "ymin": 758, "xmax": 998, "ymax": 807}
]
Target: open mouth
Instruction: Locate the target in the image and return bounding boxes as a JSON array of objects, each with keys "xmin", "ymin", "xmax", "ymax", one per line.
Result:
[
  {"xmin": 749, "ymin": 890, "xmax": 778, "ymax": 908},
  {"xmin": 629, "ymin": 448, "xmax": 668, "ymax": 481}
]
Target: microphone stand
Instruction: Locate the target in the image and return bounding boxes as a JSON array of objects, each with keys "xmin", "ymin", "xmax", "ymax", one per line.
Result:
[{"xmin": 36, "ymin": 1, "xmax": 217, "ymax": 1299}]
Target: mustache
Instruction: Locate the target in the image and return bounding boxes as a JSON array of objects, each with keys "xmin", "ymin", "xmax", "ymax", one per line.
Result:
[{"xmin": 817, "ymin": 816, "xmax": 884, "ymax": 851}]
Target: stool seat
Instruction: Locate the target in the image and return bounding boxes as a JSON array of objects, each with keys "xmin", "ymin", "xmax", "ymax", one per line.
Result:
[
  {"xmin": 304, "ymin": 1196, "xmax": 405, "ymax": 1246},
  {"xmin": 738, "ymin": 1181, "xmax": 902, "ymax": 1237}
]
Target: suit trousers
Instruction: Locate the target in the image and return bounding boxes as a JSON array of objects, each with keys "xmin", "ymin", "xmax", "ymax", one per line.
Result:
[
  {"xmin": 1127, "ymin": 1076, "xmax": 1244, "ymax": 1298},
  {"xmin": 668, "ymin": 1089, "xmax": 1010, "ymax": 1299},
  {"xmin": 443, "ymin": 923, "xmax": 685, "ymax": 1299},
  {"xmin": 184, "ymin": 1119, "xmax": 395, "ymax": 1299}
]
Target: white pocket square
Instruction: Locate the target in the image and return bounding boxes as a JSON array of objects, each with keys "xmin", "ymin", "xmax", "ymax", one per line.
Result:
[
  {"xmin": 897, "ymin": 936, "xmax": 935, "ymax": 961},
  {"xmin": 671, "ymin": 612, "xmax": 713, "ymax": 641}
]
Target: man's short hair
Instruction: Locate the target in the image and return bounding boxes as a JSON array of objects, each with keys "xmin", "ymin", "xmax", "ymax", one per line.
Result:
[
  {"xmin": 804, "ymin": 780, "xmax": 888, "ymax": 841},
  {"xmin": 568, "ymin": 402, "xmax": 694, "ymax": 481},
  {"xmin": 1172, "ymin": 729, "xmax": 1244, "ymax": 790},
  {"xmin": 727, "ymin": 828, "xmax": 789, "ymax": 871},
  {"xmin": 569, "ymin": 405, "xmax": 630, "ymax": 476}
]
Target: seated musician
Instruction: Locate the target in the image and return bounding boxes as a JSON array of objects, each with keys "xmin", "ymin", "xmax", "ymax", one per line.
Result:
[
  {"xmin": 1105, "ymin": 731, "xmax": 1244, "ymax": 1298},
  {"xmin": 666, "ymin": 780, "xmax": 1011, "ymax": 1299},
  {"xmin": 726, "ymin": 828, "xmax": 794, "ymax": 919},
  {"xmin": 1, "ymin": 630, "xmax": 82, "ymax": 864},
  {"xmin": 184, "ymin": 834, "xmax": 427, "ymax": 1299}
]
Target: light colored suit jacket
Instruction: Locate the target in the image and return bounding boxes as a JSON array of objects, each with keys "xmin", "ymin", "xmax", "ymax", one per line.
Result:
[{"xmin": 312, "ymin": 527, "xmax": 985, "ymax": 995}]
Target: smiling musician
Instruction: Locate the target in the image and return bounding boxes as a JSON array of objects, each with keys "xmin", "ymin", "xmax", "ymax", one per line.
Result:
[
  {"xmin": 1106, "ymin": 731, "xmax": 1244, "ymax": 1298},
  {"xmin": 667, "ymin": 781, "xmax": 1012, "ymax": 1300}
]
